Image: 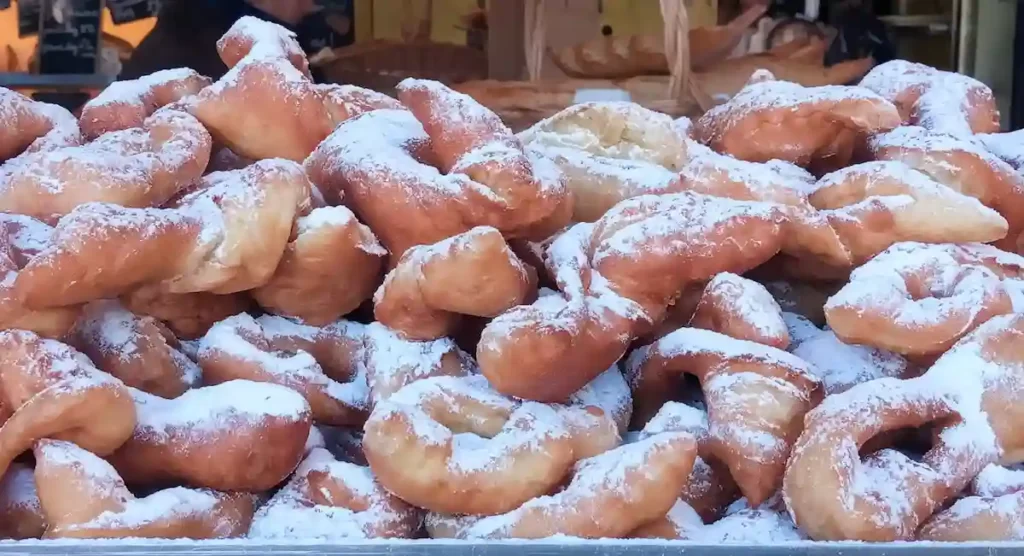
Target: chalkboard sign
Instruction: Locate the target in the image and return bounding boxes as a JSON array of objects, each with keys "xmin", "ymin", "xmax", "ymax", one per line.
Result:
[
  {"xmin": 108, "ymin": 0, "xmax": 160, "ymax": 24},
  {"xmin": 17, "ymin": 0, "xmax": 40, "ymax": 37},
  {"xmin": 37, "ymin": 0, "xmax": 102, "ymax": 75}
]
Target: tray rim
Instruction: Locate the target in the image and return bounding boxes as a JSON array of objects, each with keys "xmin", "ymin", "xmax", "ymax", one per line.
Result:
[{"xmin": 1, "ymin": 538, "xmax": 1024, "ymax": 555}]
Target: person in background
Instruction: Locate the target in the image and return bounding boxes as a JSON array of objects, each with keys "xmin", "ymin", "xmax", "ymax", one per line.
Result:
[{"xmin": 119, "ymin": 0, "xmax": 322, "ymax": 81}]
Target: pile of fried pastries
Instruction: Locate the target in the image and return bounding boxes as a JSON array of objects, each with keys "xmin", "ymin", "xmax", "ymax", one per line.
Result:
[{"xmin": 2, "ymin": 16, "xmax": 1024, "ymax": 544}]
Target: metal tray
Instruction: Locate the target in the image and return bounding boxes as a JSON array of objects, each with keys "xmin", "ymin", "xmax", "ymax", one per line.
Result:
[{"xmin": 2, "ymin": 539, "xmax": 1022, "ymax": 555}]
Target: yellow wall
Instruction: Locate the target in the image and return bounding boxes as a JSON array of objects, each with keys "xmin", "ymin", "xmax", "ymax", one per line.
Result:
[
  {"xmin": 365, "ymin": 0, "xmax": 478, "ymax": 44},
  {"xmin": 600, "ymin": 0, "xmax": 719, "ymax": 35},
  {"xmin": 359, "ymin": 0, "xmax": 720, "ymax": 45},
  {"xmin": 1, "ymin": 0, "xmax": 155, "ymax": 71}
]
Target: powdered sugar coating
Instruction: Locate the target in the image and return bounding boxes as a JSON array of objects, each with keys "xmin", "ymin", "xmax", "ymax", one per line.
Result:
[
  {"xmin": 0, "ymin": 463, "xmax": 40, "ymax": 518},
  {"xmin": 363, "ymin": 322, "xmax": 470, "ymax": 407},
  {"xmin": 439, "ymin": 433, "xmax": 687, "ymax": 539},
  {"xmin": 210, "ymin": 16, "xmax": 309, "ymax": 87},
  {"xmin": 76, "ymin": 488, "xmax": 243, "ymax": 536},
  {"xmin": 869, "ymin": 126, "xmax": 1011, "ymax": 172},
  {"xmin": 519, "ymin": 102, "xmax": 685, "ymax": 169},
  {"xmin": 78, "ymin": 300, "xmax": 145, "ymax": 359},
  {"xmin": 973, "ymin": 464, "xmax": 1024, "ymax": 497},
  {"xmin": 199, "ymin": 313, "xmax": 370, "ymax": 414},
  {"xmin": 547, "ymin": 222, "xmax": 649, "ymax": 320},
  {"xmin": 0, "ymin": 88, "xmax": 80, "ymax": 162},
  {"xmin": 311, "ymin": 109, "xmax": 499, "ymax": 205},
  {"xmin": 80, "ymin": 68, "xmax": 210, "ymax": 138},
  {"xmin": 1, "ymin": 109, "xmax": 208, "ymax": 220},
  {"xmin": 624, "ymin": 327, "xmax": 817, "ymax": 390},
  {"xmin": 35, "ymin": 439, "xmax": 130, "ymax": 500},
  {"xmin": 860, "ymin": 60, "xmax": 997, "ymax": 138},
  {"xmin": 782, "ymin": 312, "xmax": 822, "ymax": 350},
  {"xmin": 824, "ymin": 242, "xmax": 1004, "ymax": 329},
  {"xmin": 921, "ymin": 492, "xmax": 1024, "ymax": 540},
  {"xmin": 373, "ymin": 225, "xmax": 522, "ymax": 307},
  {"xmin": 658, "ymin": 498, "xmax": 804, "ymax": 542},
  {"xmin": 786, "ymin": 316, "xmax": 1018, "ymax": 538},
  {"xmin": 249, "ymin": 447, "xmax": 420, "ymax": 540},
  {"xmin": 697, "ymin": 80, "xmax": 891, "ymax": 144},
  {"xmin": 638, "ymin": 401, "xmax": 709, "ymax": 440},
  {"xmin": 0, "ymin": 213, "xmax": 54, "ymax": 260},
  {"xmin": 792, "ymin": 330, "xmax": 909, "ymax": 395},
  {"xmin": 977, "ymin": 130, "xmax": 1024, "ymax": 170},
  {"xmin": 683, "ymin": 141, "xmax": 818, "ymax": 199},
  {"xmin": 296, "ymin": 206, "xmax": 387, "ymax": 262},
  {"xmin": 371, "ymin": 374, "xmax": 569, "ymax": 473},
  {"xmin": 592, "ymin": 192, "xmax": 785, "ymax": 268},
  {"xmin": 694, "ymin": 273, "xmax": 789, "ymax": 344},
  {"xmin": 525, "ymin": 143, "xmax": 681, "ymax": 206},
  {"xmin": 568, "ymin": 365, "xmax": 632, "ymax": 432},
  {"xmin": 129, "ymin": 380, "xmax": 311, "ymax": 443},
  {"xmin": 38, "ymin": 440, "xmax": 249, "ymax": 538},
  {"xmin": 397, "ymin": 78, "xmax": 542, "ymax": 185}
]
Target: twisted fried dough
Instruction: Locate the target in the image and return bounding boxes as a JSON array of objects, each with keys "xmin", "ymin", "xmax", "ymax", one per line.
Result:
[
  {"xmin": 0, "ymin": 87, "xmax": 80, "ymax": 163},
  {"xmin": 860, "ymin": 59, "xmax": 1000, "ymax": 138},
  {"xmin": 824, "ymin": 242, "xmax": 1023, "ymax": 355},
  {"xmin": 15, "ymin": 159, "xmax": 310, "ymax": 309},
  {"xmin": 68, "ymin": 300, "xmax": 200, "ymax": 398},
  {"xmin": 808, "ymin": 161, "xmax": 1009, "ymax": 267},
  {"xmin": 362, "ymin": 375, "xmax": 619, "ymax": 515},
  {"xmin": 0, "ymin": 109, "xmax": 211, "ymax": 223},
  {"xmin": 191, "ymin": 19, "xmax": 395, "ymax": 162},
  {"xmin": 425, "ymin": 431, "xmax": 695, "ymax": 539},
  {"xmin": 361, "ymin": 322, "xmax": 476, "ymax": 408},
  {"xmin": 35, "ymin": 440, "xmax": 255, "ymax": 539},
  {"xmin": 247, "ymin": 315, "xmax": 475, "ymax": 415},
  {"xmin": 688, "ymin": 272, "xmax": 790, "ymax": 349},
  {"xmin": 14, "ymin": 203, "xmax": 205, "ymax": 309},
  {"xmin": 190, "ymin": 17, "xmax": 324, "ymax": 161},
  {"xmin": 917, "ymin": 465, "xmax": 1024, "ymax": 541},
  {"xmin": 918, "ymin": 490, "xmax": 1024, "ymax": 541},
  {"xmin": 626, "ymin": 327, "xmax": 822, "ymax": 506},
  {"xmin": 478, "ymin": 192, "xmax": 788, "ymax": 402},
  {"xmin": 784, "ymin": 313, "xmax": 1024, "ymax": 541},
  {"xmin": 305, "ymin": 80, "xmax": 572, "ymax": 261},
  {"xmin": 677, "ymin": 141, "xmax": 851, "ymax": 268},
  {"xmin": 249, "ymin": 447, "xmax": 421, "ymax": 540},
  {"xmin": 120, "ymin": 285, "xmax": 252, "ymax": 340},
  {"xmin": 630, "ymin": 402, "xmax": 740, "ymax": 526},
  {"xmin": 0, "ymin": 331, "xmax": 136, "ymax": 478},
  {"xmin": 79, "ymin": 68, "xmax": 212, "ymax": 140},
  {"xmin": 693, "ymin": 77, "xmax": 901, "ymax": 174},
  {"xmin": 374, "ymin": 226, "xmax": 536, "ymax": 341},
  {"xmin": 0, "ymin": 215, "xmax": 79, "ymax": 338},
  {"xmin": 163, "ymin": 158, "xmax": 310, "ymax": 294},
  {"xmin": 318, "ymin": 83, "xmax": 406, "ymax": 129},
  {"xmin": 106, "ymin": 380, "xmax": 311, "ymax": 491},
  {"xmin": 252, "ymin": 205, "xmax": 386, "ymax": 325},
  {"xmin": 517, "ymin": 102, "xmax": 688, "ymax": 222},
  {"xmin": 198, "ymin": 313, "xmax": 368, "ymax": 426},
  {"xmin": 869, "ymin": 126, "xmax": 1024, "ymax": 253}
]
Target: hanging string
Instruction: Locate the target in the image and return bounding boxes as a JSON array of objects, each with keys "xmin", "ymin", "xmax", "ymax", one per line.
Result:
[
  {"xmin": 659, "ymin": 0, "xmax": 691, "ymax": 102},
  {"xmin": 524, "ymin": 0, "xmax": 546, "ymax": 81}
]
